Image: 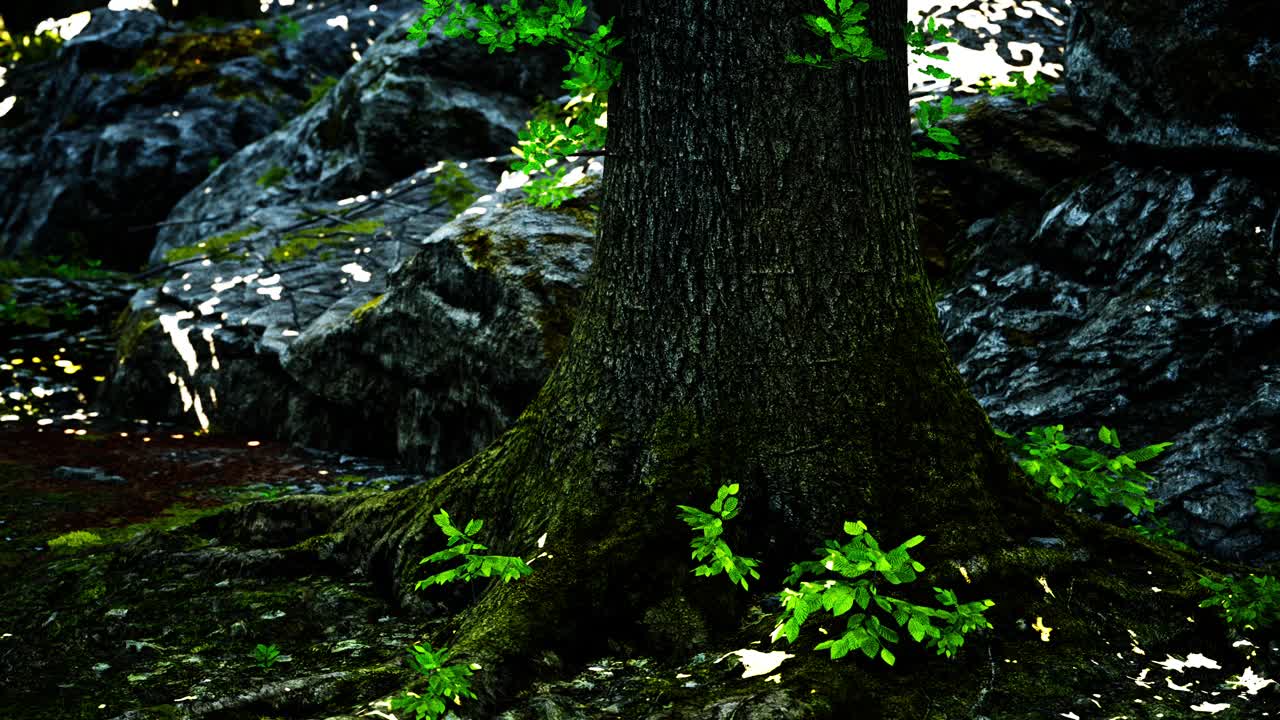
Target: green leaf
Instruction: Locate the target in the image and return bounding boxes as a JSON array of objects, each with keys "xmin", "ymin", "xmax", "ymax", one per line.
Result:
[{"xmin": 880, "ymin": 647, "xmax": 896, "ymax": 665}]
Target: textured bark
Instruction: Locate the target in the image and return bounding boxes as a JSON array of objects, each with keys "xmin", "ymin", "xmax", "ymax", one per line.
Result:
[{"xmin": 332, "ymin": 0, "xmax": 1066, "ymax": 704}]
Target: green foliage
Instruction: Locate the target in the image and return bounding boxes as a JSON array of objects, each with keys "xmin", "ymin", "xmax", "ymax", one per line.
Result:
[
  {"xmin": 912, "ymin": 95, "xmax": 964, "ymax": 161},
  {"xmin": 1132, "ymin": 515, "xmax": 1191, "ymax": 552},
  {"xmin": 414, "ymin": 509, "xmax": 534, "ymax": 590},
  {"xmin": 303, "ymin": 75, "xmax": 340, "ymax": 110},
  {"xmin": 0, "ymin": 284, "xmax": 83, "ymax": 329},
  {"xmin": 162, "ymin": 226, "xmax": 260, "ymax": 263},
  {"xmin": 407, "ymin": 0, "xmax": 616, "ymax": 207},
  {"xmin": 676, "ymin": 483, "xmax": 762, "ymax": 591},
  {"xmin": 0, "ymin": 254, "xmax": 115, "ymax": 281},
  {"xmin": 252, "ymin": 643, "xmax": 281, "ymax": 668},
  {"xmin": 996, "ymin": 425, "xmax": 1170, "ymax": 517},
  {"xmin": 390, "ymin": 642, "xmax": 479, "ymax": 720},
  {"xmin": 1199, "ymin": 574, "xmax": 1280, "ymax": 632},
  {"xmin": 429, "ymin": 161, "xmax": 482, "ymax": 216},
  {"xmin": 979, "ymin": 72, "xmax": 1053, "ymax": 105},
  {"xmin": 786, "ymin": 0, "xmax": 884, "ymax": 68},
  {"xmin": 772, "ymin": 519, "xmax": 993, "ymax": 664},
  {"xmin": 256, "ymin": 165, "xmax": 291, "ymax": 189},
  {"xmin": 1254, "ymin": 484, "xmax": 1280, "ymax": 528},
  {"xmin": 47, "ymin": 530, "xmax": 105, "ymax": 553}
]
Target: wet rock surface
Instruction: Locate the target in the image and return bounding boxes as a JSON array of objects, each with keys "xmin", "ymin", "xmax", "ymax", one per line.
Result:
[{"xmin": 939, "ymin": 163, "xmax": 1280, "ymax": 561}]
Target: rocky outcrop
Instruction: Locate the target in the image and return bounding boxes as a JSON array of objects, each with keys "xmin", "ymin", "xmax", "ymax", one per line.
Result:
[
  {"xmin": 1066, "ymin": 0, "xmax": 1280, "ymax": 160},
  {"xmin": 146, "ymin": 6, "xmax": 566, "ymax": 264},
  {"xmin": 0, "ymin": 1, "xmax": 498, "ymax": 267},
  {"xmin": 938, "ymin": 164, "xmax": 1280, "ymax": 560}
]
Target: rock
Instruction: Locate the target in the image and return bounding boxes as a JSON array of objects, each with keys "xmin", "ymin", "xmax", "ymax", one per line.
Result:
[
  {"xmin": 52, "ymin": 466, "xmax": 128, "ymax": 484},
  {"xmin": 0, "ymin": 2, "xmax": 425, "ymax": 267},
  {"xmin": 1066, "ymin": 0, "xmax": 1280, "ymax": 159},
  {"xmin": 104, "ymin": 157, "xmax": 599, "ymax": 476},
  {"xmin": 937, "ymin": 163, "xmax": 1280, "ymax": 561}
]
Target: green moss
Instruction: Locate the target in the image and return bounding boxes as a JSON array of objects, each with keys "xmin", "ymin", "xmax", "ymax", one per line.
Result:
[
  {"xmin": 113, "ymin": 307, "xmax": 159, "ymax": 363},
  {"xmin": 256, "ymin": 165, "xmax": 290, "ymax": 189},
  {"xmin": 162, "ymin": 226, "xmax": 260, "ymax": 264},
  {"xmin": 303, "ymin": 75, "xmax": 339, "ymax": 110},
  {"xmin": 271, "ymin": 219, "xmax": 383, "ymax": 263},
  {"xmin": 47, "ymin": 530, "xmax": 105, "ymax": 554},
  {"xmin": 127, "ymin": 27, "xmax": 274, "ymax": 97},
  {"xmin": 350, "ymin": 294, "xmax": 385, "ymax": 322},
  {"xmin": 458, "ymin": 230, "xmax": 498, "ymax": 273}
]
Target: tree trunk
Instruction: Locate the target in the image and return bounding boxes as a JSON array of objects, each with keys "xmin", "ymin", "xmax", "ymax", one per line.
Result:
[{"xmin": 201, "ymin": 0, "xmax": 1230, "ymax": 716}]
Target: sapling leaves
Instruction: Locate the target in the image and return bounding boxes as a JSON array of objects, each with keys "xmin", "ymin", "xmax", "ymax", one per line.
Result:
[
  {"xmin": 678, "ymin": 483, "xmax": 761, "ymax": 590},
  {"xmin": 997, "ymin": 424, "xmax": 1169, "ymax": 518},
  {"xmin": 773, "ymin": 520, "xmax": 993, "ymax": 663},
  {"xmin": 414, "ymin": 508, "xmax": 534, "ymax": 590},
  {"xmin": 407, "ymin": 0, "xmax": 614, "ymax": 206}
]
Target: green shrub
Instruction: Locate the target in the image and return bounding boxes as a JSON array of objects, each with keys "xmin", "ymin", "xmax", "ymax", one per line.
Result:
[
  {"xmin": 390, "ymin": 642, "xmax": 479, "ymax": 720},
  {"xmin": 996, "ymin": 424, "xmax": 1170, "ymax": 517},
  {"xmin": 1199, "ymin": 574, "xmax": 1280, "ymax": 632},
  {"xmin": 429, "ymin": 161, "xmax": 481, "ymax": 216},
  {"xmin": 677, "ymin": 483, "xmax": 761, "ymax": 590},
  {"xmin": 772, "ymin": 520, "xmax": 993, "ymax": 664}
]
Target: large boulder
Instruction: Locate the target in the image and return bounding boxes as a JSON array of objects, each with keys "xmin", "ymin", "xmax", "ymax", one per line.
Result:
[
  {"xmin": 102, "ymin": 161, "xmax": 598, "ymax": 474},
  {"xmin": 1066, "ymin": 0, "xmax": 1280, "ymax": 158}
]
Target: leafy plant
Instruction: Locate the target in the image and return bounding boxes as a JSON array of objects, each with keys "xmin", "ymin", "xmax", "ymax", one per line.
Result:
[
  {"xmin": 996, "ymin": 425, "xmax": 1170, "ymax": 517},
  {"xmin": 390, "ymin": 642, "xmax": 479, "ymax": 720},
  {"xmin": 1199, "ymin": 574, "xmax": 1280, "ymax": 632},
  {"xmin": 677, "ymin": 483, "xmax": 762, "ymax": 590},
  {"xmin": 913, "ymin": 95, "xmax": 964, "ymax": 161},
  {"xmin": 253, "ymin": 643, "xmax": 281, "ymax": 668},
  {"xmin": 407, "ymin": 0, "xmax": 616, "ymax": 207},
  {"xmin": 772, "ymin": 520, "xmax": 993, "ymax": 664},
  {"xmin": 414, "ymin": 509, "xmax": 534, "ymax": 589},
  {"xmin": 786, "ymin": 0, "xmax": 885, "ymax": 68}
]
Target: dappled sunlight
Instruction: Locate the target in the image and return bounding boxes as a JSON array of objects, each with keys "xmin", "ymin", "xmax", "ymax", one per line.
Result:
[{"xmin": 908, "ymin": 0, "xmax": 1068, "ymax": 97}]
